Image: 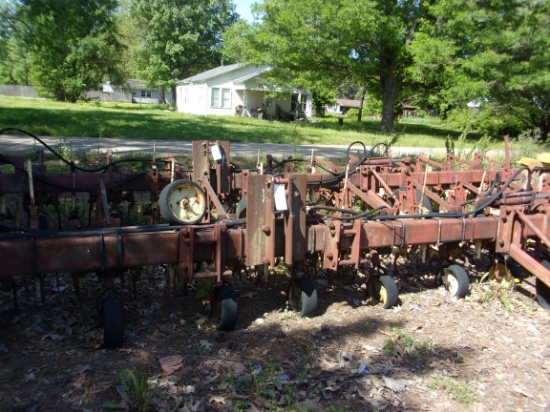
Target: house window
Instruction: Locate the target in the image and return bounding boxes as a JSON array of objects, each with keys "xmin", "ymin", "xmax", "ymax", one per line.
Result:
[
  {"xmin": 140, "ymin": 90, "xmax": 152, "ymax": 98},
  {"xmin": 211, "ymin": 87, "xmax": 231, "ymax": 108},
  {"xmin": 291, "ymin": 93, "xmax": 307, "ymax": 112}
]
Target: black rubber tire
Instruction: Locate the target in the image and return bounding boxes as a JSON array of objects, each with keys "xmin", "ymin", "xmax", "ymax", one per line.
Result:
[
  {"xmin": 443, "ymin": 264, "xmax": 470, "ymax": 298},
  {"xmin": 536, "ymin": 260, "xmax": 550, "ymax": 310},
  {"xmin": 159, "ymin": 179, "xmax": 206, "ymax": 225},
  {"xmin": 102, "ymin": 297, "xmax": 124, "ymax": 349},
  {"xmin": 211, "ymin": 284, "xmax": 238, "ymax": 331},
  {"xmin": 288, "ymin": 276, "xmax": 317, "ymax": 317},
  {"xmin": 367, "ymin": 274, "xmax": 399, "ymax": 309},
  {"xmin": 535, "ymin": 279, "xmax": 550, "ymax": 310}
]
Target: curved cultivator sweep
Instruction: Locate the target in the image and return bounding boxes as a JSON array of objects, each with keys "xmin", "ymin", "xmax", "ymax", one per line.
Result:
[{"xmin": 1, "ymin": 128, "xmax": 550, "ymax": 347}]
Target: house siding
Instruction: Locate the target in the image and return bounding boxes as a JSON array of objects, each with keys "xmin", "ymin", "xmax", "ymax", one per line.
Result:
[{"xmin": 176, "ymin": 65, "xmax": 312, "ymax": 119}]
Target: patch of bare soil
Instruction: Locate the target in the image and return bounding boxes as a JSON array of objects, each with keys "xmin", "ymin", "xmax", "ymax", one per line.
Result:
[{"xmin": 1, "ymin": 255, "xmax": 549, "ymax": 412}]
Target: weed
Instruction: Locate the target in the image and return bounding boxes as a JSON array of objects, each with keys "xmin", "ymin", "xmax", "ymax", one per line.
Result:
[
  {"xmin": 512, "ymin": 128, "xmax": 548, "ymax": 159},
  {"xmin": 115, "ymin": 368, "xmax": 152, "ymax": 412},
  {"xmin": 56, "ymin": 136, "xmax": 73, "ymax": 160},
  {"xmin": 475, "ymin": 281, "xmax": 514, "ymax": 306},
  {"xmin": 451, "ymin": 351, "xmax": 465, "ymax": 364},
  {"xmin": 427, "ymin": 376, "xmax": 477, "ymax": 406},
  {"xmin": 511, "ymin": 297, "xmax": 534, "ymax": 315},
  {"xmin": 500, "ymin": 296, "xmax": 513, "ymax": 312},
  {"xmin": 383, "ymin": 327, "xmax": 433, "ymax": 358},
  {"xmin": 194, "ymin": 279, "xmax": 213, "ymax": 300}
]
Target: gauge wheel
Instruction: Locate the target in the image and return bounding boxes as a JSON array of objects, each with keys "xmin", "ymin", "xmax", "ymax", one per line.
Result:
[
  {"xmin": 536, "ymin": 261, "xmax": 550, "ymax": 310},
  {"xmin": 288, "ymin": 276, "xmax": 317, "ymax": 317},
  {"xmin": 442, "ymin": 264, "xmax": 470, "ymax": 298},
  {"xmin": 210, "ymin": 284, "xmax": 238, "ymax": 331},
  {"xmin": 159, "ymin": 179, "xmax": 206, "ymax": 225},
  {"xmin": 367, "ymin": 274, "xmax": 399, "ymax": 309},
  {"xmin": 102, "ymin": 297, "xmax": 124, "ymax": 349}
]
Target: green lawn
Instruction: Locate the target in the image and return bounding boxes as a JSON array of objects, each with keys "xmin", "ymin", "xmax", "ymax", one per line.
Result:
[{"xmin": 0, "ymin": 96, "xmax": 491, "ymax": 149}]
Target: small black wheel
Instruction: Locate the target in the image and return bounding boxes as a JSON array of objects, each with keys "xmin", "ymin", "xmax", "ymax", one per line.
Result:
[
  {"xmin": 536, "ymin": 261, "xmax": 550, "ymax": 310},
  {"xmin": 288, "ymin": 276, "xmax": 317, "ymax": 317},
  {"xmin": 102, "ymin": 297, "xmax": 124, "ymax": 349},
  {"xmin": 159, "ymin": 179, "xmax": 207, "ymax": 225},
  {"xmin": 367, "ymin": 274, "xmax": 399, "ymax": 309},
  {"xmin": 442, "ymin": 264, "xmax": 469, "ymax": 298},
  {"xmin": 211, "ymin": 284, "xmax": 238, "ymax": 331}
]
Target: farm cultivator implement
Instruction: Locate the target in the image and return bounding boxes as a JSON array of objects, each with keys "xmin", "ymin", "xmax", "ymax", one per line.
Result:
[{"xmin": 1, "ymin": 128, "xmax": 550, "ymax": 348}]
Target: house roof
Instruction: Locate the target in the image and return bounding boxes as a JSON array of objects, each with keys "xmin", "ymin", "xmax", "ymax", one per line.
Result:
[
  {"xmin": 178, "ymin": 63, "xmax": 245, "ymax": 84},
  {"xmin": 337, "ymin": 99, "xmax": 362, "ymax": 108},
  {"xmin": 126, "ymin": 79, "xmax": 146, "ymax": 89},
  {"xmin": 233, "ymin": 66, "xmax": 270, "ymax": 84}
]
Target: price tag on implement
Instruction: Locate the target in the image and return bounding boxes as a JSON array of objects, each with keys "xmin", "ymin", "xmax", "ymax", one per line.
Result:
[
  {"xmin": 274, "ymin": 184, "xmax": 287, "ymax": 211},
  {"xmin": 211, "ymin": 144, "xmax": 222, "ymax": 161}
]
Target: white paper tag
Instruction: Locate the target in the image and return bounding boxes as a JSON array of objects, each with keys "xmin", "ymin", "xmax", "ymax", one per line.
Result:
[
  {"xmin": 211, "ymin": 145, "xmax": 222, "ymax": 160},
  {"xmin": 274, "ymin": 184, "xmax": 287, "ymax": 211}
]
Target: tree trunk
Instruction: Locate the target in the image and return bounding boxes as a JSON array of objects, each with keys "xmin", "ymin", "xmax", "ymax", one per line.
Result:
[
  {"xmin": 379, "ymin": 71, "xmax": 401, "ymax": 131},
  {"xmin": 357, "ymin": 84, "xmax": 367, "ymax": 122},
  {"xmin": 541, "ymin": 112, "xmax": 550, "ymax": 140}
]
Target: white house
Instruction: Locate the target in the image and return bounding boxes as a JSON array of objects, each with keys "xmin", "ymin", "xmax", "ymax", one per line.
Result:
[
  {"xmin": 325, "ymin": 99, "xmax": 362, "ymax": 115},
  {"xmin": 103, "ymin": 79, "xmax": 173, "ymax": 104},
  {"xmin": 175, "ymin": 63, "xmax": 312, "ymax": 120}
]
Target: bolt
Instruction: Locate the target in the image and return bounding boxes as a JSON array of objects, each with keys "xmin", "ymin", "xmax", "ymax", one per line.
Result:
[
  {"xmin": 262, "ymin": 225, "xmax": 271, "ymax": 234},
  {"xmin": 326, "ymin": 253, "xmax": 333, "ymax": 260},
  {"xmin": 263, "ymin": 258, "xmax": 271, "ymax": 264},
  {"xmin": 328, "ymin": 222, "xmax": 335, "ymax": 230},
  {"xmin": 499, "ymin": 239, "xmax": 505, "ymax": 247}
]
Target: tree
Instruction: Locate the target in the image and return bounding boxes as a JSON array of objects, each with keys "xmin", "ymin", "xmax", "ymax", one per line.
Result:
[
  {"xmin": 127, "ymin": 0, "xmax": 238, "ymax": 103},
  {"xmin": 223, "ymin": 0, "xmax": 427, "ymax": 130},
  {"xmin": 0, "ymin": 0, "xmax": 32, "ymax": 85},
  {"xmin": 412, "ymin": 0, "xmax": 550, "ymax": 138},
  {"xmin": 13, "ymin": 0, "xmax": 125, "ymax": 102}
]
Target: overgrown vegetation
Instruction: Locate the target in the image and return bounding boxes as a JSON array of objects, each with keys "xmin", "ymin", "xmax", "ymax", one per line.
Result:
[
  {"xmin": 383, "ymin": 327, "xmax": 433, "ymax": 359},
  {"xmin": 427, "ymin": 376, "xmax": 477, "ymax": 406},
  {"xmin": 114, "ymin": 369, "xmax": 152, "ymax": 412}
]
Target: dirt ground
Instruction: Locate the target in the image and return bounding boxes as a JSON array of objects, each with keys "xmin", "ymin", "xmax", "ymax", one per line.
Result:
[{"xmin": 1, "ymin": 252, "xmax": 549, "ymax": 412}]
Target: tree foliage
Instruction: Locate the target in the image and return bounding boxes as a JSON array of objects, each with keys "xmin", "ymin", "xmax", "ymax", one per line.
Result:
[
  {"xmin": 18, "ymin": 0, "xmax": 125, "ymax": 102},
  {"xmin": 412, "ymin": 0, "xmax": 550, "ymax": 138},
  {"xmin": 0, "ymin": 0, "xmax": 32, "ymax": 85},
  {"xmin": 223, "ymin": 0, "xmax": 426, "ymax": 130},
  {"xmin": 127, "ymin": 0, "xmax": 238, "ymax": 99}
]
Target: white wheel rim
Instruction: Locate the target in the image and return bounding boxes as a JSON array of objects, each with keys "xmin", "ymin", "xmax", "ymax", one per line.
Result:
[
  {"xmin": 443, "ymin": 269, "xmax": 459, "ymax": 296},
  {"xmin": 168, "ymin": 183, "xmax": 205, "ymax": 222}
]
